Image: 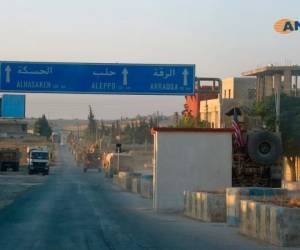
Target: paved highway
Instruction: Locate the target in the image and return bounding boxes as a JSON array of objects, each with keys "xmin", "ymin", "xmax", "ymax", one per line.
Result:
[{"xmin": 0, "ymin": 146, "xmax": 288, "ymax": 250}]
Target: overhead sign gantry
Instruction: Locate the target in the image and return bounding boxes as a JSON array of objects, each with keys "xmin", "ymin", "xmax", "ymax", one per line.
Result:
[{"xmin": 0, "ymin": 61, "xmax": 195, "ymax": 95}]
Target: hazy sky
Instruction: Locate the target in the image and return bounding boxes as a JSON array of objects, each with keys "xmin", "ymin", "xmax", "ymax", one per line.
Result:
[{"xmin": 0, "ymin": 0, "xmax": 299, "ymax": 119}]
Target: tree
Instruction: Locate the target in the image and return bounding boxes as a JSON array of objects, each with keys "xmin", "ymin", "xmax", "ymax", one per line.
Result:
[
  {"xmin": 85, "ymin": 105, "xmax": 97, "ymax": 142},
  {"xmin": 122, "ymin": 123, "xmax": 132, "ymax": 144},
  {"xmin": 254, "ymin": 94, "xmax": 300, "ymax": 181},
  {"xmin": 149, "ymin": 116, "xmax": 155, "ymax": 129},
  {"xmin": 178, "ymin": 116, "xmax": 206, "ymax": 128},
  {"xmin": 99, "ymin": 120, "xmax": 105, "ymax": 137},
  {"xmin": 33, "ymin": 114, "xmax": 52, "ymax": 138},
  {"xmin": 174, "ymin": 112, "xmax": 179, "ymax": 128}
]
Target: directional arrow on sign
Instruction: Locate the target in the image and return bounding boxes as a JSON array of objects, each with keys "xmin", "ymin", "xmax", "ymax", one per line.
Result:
[
  {"xmin": 182, "ymin": 68, "xmax": 189, "ymax": 86},
  {"xmin": 122, "ymin": 68, "xmax": 128, "ymax": 86},
  {"xmin": 5, "ymin": 66, "xmax": 11, "ymax": 83}
]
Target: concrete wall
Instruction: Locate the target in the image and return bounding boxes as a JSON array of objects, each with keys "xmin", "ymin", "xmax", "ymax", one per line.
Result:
[
  {"xmin": 153, "ymin": 128, "xmax": 232, "ymax": 212},
  {"xmin": 184, "ymin": 191, "xmax": 226, "ymax": 222},
  {"xmin": 141, "ymin": 175, "xmax": 153, "ymax": 199},
  {"xmin": 118, "ymin": 172, "xmax": 132, "ymax": 190},
  {"xmin": 113, "ymin": 174, "xmax": 120, "ymax": 185},
  {"xmin": 240, "ymin": 200, "xmax": 300, "ymax": 247},
  {"xmin": 226, "ymin": 187, "xmax": 287, "ymax": 226},
  {"xmin": 222, "ymin": 77, "xmax": 255, "ymax": 100},
  {"xmin": 233, "ymin": 77, "xmax": 256, "ymax": 101},
  {"xmin": 282, "ymin": 181, "xmax": 300, "ymax": 199},
  {"xmin": 283, "ymin": 181, "xmax": 300, "ymax": 191},
  {"xmin": 131, "ymin": 175, "xmax": 141, "ymax": 194}
]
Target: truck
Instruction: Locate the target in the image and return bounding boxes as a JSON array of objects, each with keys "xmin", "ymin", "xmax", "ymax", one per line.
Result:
[
  {"xmin": 232, "ymin": 129, "xmax": 282, "ymax": 187},
  {"xmin": 83, "ymin": 143, "xmax": 101, "ymax": 173},
  {"xmin": 0, "ymin": 148, "xmax": 20, "ymax": 172},
  {"xmin": 27, "ymin": 146, "xmax": 50, "ymax": 175},
  {"xmin": 83, "ymin": 152, "xmax": 101, "ymax": 172}
]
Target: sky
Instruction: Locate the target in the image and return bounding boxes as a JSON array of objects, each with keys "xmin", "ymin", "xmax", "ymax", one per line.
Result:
[{"xmin": 0, "ymin": 0, "xmax": 299, "ymax": 119}]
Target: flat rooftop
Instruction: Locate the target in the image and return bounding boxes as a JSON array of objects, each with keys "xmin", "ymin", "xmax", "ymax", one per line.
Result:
[
  {"xmin": 0, "ymin": 119, "xmax": 27, "ymax": 125},
  {"xmin": 242, "ymin": 65, "xmax": 300, "ymax": 76}
]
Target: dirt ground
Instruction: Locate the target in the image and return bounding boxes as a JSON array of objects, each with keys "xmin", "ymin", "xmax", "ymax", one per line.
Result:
[{"xmin": 0, "ymin": 167, "xmax": 48, "ymax": 209}]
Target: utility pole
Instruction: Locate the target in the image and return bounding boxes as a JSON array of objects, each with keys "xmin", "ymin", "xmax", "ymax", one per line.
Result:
[
  {"xmin": 274, "ymin": 74, "xmax": 281, "ymax": 133},
  {"xmin": 119, "ymin": 117, "xmax": 122, "ymax": 142},
  {"xmin": 95, "ymin": 119, "xmax": 98, "ymax": 144},
  {"xmin": 117, "ymin": 146, "xmax": 120, "ymax": 172},
  {"xmin": 144, "ymin": 136, "xmax": 148, "ymax": 152},
  {"xmin": 205, "ymin": 99, "xmax": 208, "ymax": 128},
  {"xmin": 77, "ymin": 121, "xmax": 80, "ymax": 141},
  {"xmin": 294, "ymin": 76, "xmax": 298, "ymax": 97},
  {"xmin": 174, "ymin": 112, "xmax": 179, "ymax": 128}
]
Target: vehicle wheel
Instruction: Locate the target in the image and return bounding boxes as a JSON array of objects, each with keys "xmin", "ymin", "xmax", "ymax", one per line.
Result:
[
  {"xmin": 43, "ymin": 171, "xmax": 49, "ymax": 176},
  {"xmin": 28, "ymin": 170, "xmax": 33, "ymax": 175},
  {"xmin": 13, "ymin": 165, "xmax": 19, "ymax": 172},
  {"xmin": 247, "ymin": 131, "xmax": 282, "ymax": 165}
]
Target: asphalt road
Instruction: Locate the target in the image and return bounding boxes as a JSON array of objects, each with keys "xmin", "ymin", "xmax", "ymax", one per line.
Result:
[{"xmin": 0, "ymin": 146, "xmax": 292, "ymax": 250}]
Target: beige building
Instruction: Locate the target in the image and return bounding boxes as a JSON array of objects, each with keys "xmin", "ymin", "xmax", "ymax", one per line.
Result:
[
  {"xmin": 0, "ymin": 119, "xmax": 27, "ymax": 137},
  {"xmin": 242, "ymin": 65, "xmax": 300, "ymax": 101},
  {"xmin": 199, "ymin": 77, "xmax": 256, "ymax": 128}
]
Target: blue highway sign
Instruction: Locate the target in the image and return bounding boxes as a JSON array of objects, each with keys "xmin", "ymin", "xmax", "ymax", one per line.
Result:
[{"xmin": 0, "ymin": 61, "xmax": 195, "ymax": 95}]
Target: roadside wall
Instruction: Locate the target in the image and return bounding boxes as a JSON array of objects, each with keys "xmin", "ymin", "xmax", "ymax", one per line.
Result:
[
  {"xmin": 152, "ymin": 128, "xmax": 232, "ymax": 212},
  {"xmin": 240, "ymin": 200, "xmax": 300, "ymax": 247}
]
